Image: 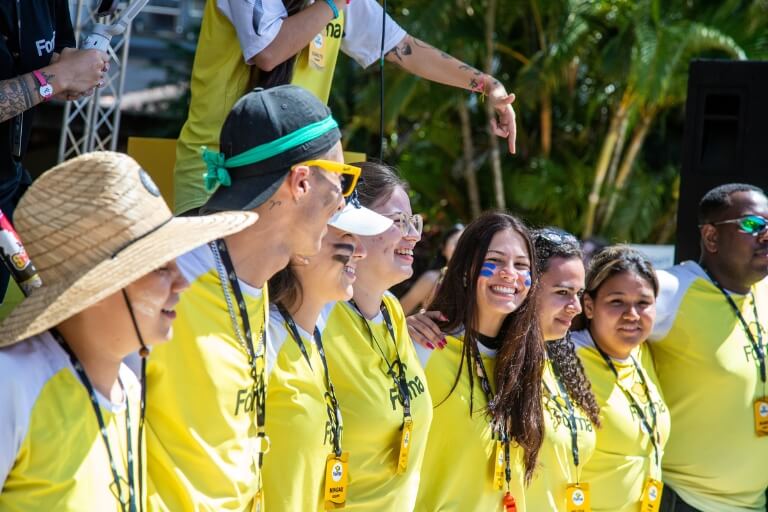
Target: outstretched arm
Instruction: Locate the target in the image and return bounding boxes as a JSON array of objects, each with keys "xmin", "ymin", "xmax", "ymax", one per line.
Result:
[{"xmin": 385, "ymin": 34, "xmax": 517, "ymax": 154}]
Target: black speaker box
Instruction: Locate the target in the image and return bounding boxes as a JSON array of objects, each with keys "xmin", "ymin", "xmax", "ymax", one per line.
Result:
[{"xmin": 676, "ymin": 59, "xmax": 768, "ymax": 263}]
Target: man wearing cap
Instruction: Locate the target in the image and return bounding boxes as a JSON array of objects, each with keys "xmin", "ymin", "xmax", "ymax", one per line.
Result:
[
  {"xmin": 0, "ymin": 152, "xmax": 254, "ymax": 510},
  {"xmin": 145, "ymin": 85, "xmax": 354, "ymax": 511},
  {"xmin": 172, "ymin": 0, "xmax": 517, "ymax": 216},
  {"xmin": 651, "ymin": 183, "xmax": 768, "ymax": 512}
]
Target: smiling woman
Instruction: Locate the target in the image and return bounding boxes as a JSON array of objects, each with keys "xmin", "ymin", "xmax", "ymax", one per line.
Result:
[
  {"xmin": 571, "ymin": 245, "xmax": 671, "ymax": 512},
  {"xmin": 414, "ymin": 211, "xmax": 545, "ymax": 512}
]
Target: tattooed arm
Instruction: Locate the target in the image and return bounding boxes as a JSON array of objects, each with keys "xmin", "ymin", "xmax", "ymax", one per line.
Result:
[
  {"xmin": 0, "ymin": 74, "xmax": 42, "ymax": 124},
  {"xmin": 385, "ymin": 34, "xmax": 517, "ymax": 154},
  {"xmin": 0, "ymin": 48, "xmax": 108, "ymax": 123}
]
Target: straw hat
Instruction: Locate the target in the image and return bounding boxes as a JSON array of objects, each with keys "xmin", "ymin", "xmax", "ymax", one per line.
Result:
[{"xmin": 0, "ymin": 152, "xmax": 257, "ymax": 345}]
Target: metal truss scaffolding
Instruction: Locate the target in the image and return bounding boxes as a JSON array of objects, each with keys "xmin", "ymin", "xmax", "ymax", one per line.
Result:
[{"xmin": 57, "ymin": 0, "xmax": 131, "ymax": 162}]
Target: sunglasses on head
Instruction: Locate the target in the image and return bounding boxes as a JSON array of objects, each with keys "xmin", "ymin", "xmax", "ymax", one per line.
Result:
[
  {"xmin": 710, "ymin": 215, "xmax": 768, "ymax": 236},
  {"xmin": 293, "ymin": 160, "xmax": 361, "ymax": 197}
]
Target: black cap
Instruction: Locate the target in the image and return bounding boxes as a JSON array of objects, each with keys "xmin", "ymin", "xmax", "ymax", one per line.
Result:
[{"xmin": 201, "ymin": 85, "xmax": 341, "ymax": 213}]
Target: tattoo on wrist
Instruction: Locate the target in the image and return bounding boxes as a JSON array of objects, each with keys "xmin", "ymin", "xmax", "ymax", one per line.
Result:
[{"xmin": 41, "ymin": 71, "xmax": 55, "ymax": 83}]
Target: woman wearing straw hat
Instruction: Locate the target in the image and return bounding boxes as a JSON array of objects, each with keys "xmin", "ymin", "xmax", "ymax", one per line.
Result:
[{"xmin": 0, "ymin": 151, "xmax": 255, "ymax": 511}]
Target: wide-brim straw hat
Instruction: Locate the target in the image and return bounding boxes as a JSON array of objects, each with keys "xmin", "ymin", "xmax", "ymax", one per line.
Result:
[{"xmin": 0, "ymin": 152, "xmax": 257, "ymax": 346}]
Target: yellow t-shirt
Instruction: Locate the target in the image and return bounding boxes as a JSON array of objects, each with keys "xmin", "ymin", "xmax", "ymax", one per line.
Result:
[
  {"xmin": 651, "ymin": 261, "xmax": 768, "ymax": 512},
  {"xmin": 262, "ymin": 305, "xmax": 336, "ymax": 510},
  {"xmin": 320, "ymin": 294, "xmax": 433, "ymax": 510},
  {"xmin": 0, "ymin": 334, "xmax": 144, "ymax": 511},
  {"xmin": 572, "ymin": 329, "xmax": 671, "ymax": 512},
  {"xmin": 172, "ymin": 2, "xmax": 343, "ymax": 215},
  {"xmin": 172, "ymin": 0, "xmax": 406, "ymax": 214},
  {"xmin": 414, "ymin": 333, "xmax": 528, "ymax": 512},
  {"xmin": 526, "ymin": 358, "xmax": 598, "ymax": 512},
  {"xmin": 146, "ymin": 245, "xmax": 269, "ymax": 511}
]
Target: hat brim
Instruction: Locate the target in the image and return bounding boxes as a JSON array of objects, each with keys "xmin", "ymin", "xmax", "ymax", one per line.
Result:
[
  {"xmin": 0, "ymin": 211, "xmax": 257, "ymax": 345},
  {"xmin": 201, "ymin": 169, "xmax": 289, "ymax": 214},
  {"xmin": 327, "ymin": 203, "xmax": 394, "ymax": 236}
]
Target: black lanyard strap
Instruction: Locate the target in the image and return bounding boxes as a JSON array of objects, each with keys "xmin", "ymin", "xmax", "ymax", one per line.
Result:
[
  {"xmin": 348, "ymin": 300, "xmax": 412, "ymax": 420},
  {"xmin": 52, "ymin": 330, "xmax": 139, "ymax": 512},
  {"xmin": 593, "ymin": 341, "xmax": 661, "ymax": 470},
  {"xmin": 209, "ymin": 240, "xmax": 269, "ymax": 463},
  {"xmin": 276, "ymin": 306, "xmax": 344, "ymax": 456},
  {"xmin": 543, "ymin": 356, "xmax": 581, "ymax": 469},
  {"xmin": 703, "ymin": 268, "xmax": 766, "ymax": 383},
  {"xmin": 472, "ymin": 336, "xmax": 513, "ymax": 491},
  {"xmin": 276, "ymin": 304, "xmax": 312, "ymax": 369}
]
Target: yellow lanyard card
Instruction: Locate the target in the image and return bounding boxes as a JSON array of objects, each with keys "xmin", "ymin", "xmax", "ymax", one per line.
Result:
[
  {"xmin": 492, "ymin": 440, "xmax": 505, "ymax": 490},
  {"xmin": 640, "ymin": 478, "xmax": 664, "ymax": 512},
  {"xmin": 324, "ymin": 452, "xmax": 349, "ymax": 509},
  {"xmin": 753, "ymin": 397, "xmax": 768, "ymax": 436},
  {"xmin": 397, "ymin": 417, "xmax": 413, "ymax": 474},
  {"xmin": 308, "ymin": 32, "xmax": 327, "ymax": 70},
  {"xmin": 566, "ymin": 482, "xmax": 591, "ymax": 512}
]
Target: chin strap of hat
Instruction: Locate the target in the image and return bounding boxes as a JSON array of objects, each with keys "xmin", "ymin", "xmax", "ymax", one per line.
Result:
[{"xmin": 122, "ymin": 288, "xmax": 147, "ymax": 512}]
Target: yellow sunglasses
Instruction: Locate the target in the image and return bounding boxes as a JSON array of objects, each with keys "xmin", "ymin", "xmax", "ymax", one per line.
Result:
[{"xmin": 293, "ymin": 160, "xmax": 361, "ymax": 197}]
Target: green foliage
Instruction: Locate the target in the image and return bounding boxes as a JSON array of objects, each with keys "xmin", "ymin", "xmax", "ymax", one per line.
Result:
[{"xmin": 326, "ymin": 0, "xmax": 768, "ymax": 242}]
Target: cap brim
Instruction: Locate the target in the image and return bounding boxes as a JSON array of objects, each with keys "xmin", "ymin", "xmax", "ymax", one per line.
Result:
[
  {"xmin": 0, "ymin": 211, "xmax": 257, "ymax": 345},
  {"xmin": 201, "ymin": 169, "xmax": 289, "ymax": 213},
  {"xmin": 327, "ymin": 203, "xmax": 393, "ymax": 236}
]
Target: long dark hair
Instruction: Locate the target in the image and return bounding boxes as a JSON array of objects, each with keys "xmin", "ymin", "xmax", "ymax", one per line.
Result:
[
  {"xmin": 268, "ymin": 265, "xmax": 303, "ymax": 311},
  {"xmin": 249, "ymin": 0, "xmax": 309, "ymax": 89},
  {"xmin": 352, "ymin": 160, "xmax": 409, "ymax": 209},
  {"xmin": 532, "ymin": 228, "xmax": 600, "ymax": 427},
  {"xmin": 428, "ymin": 211, "xmax": 545, "ymax": 482}
]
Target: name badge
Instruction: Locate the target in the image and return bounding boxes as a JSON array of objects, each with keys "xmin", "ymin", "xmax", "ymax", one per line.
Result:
[
  {"xmin": 397, "ymin": 417, "xmax": 413, "ymax": 474},
  {"xmin": 492, "ymin": 440, "xmax": 505, "ymax": 490},
  {"xmin": 308, "ymin": 32, "xmax": 327, "ymax": 70},
  {"xmin": 566, "ymin": 482, "xmax": 591, "ymax": 512},
  {"xmin": 753, "ymin": 397, "xmax": 768, "ymax": 436},
  {"xmin": 640, "ymin": 478, "xmax": 664, "ymax": 512},
  {"xmin": 324, "ymin": 452, "xmax": 349, "ymax": 509}
]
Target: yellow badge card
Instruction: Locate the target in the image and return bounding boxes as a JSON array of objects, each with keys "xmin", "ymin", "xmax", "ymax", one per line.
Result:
[
  {"xmin": 308, "ymin": 32, "xmax": 326, "ymax": 70},
  {"xmin": 492, "ymin": 440, "xmax": 505, "ymax": 490},
  {"xmin": 324, "ymin": 452, "xmax": 349, "ymax": 510},
  {"xmin": 753, "ymin": 397, "xmax": 768, "ymax": 436},
  {"xmin": 397, "ymin": 417, "xmax": 413, "ymax": 474},
  {"xmin": 566, "ymin": 483, "xmax": 591, "ymax": 512},
  {"xmin": 640, "ymin": 478, "xmax": 663, "ymax": 512}
]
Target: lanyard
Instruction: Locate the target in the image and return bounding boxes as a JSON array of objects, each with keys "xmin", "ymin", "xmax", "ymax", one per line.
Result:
[
  {"xmin": 276, "ymin": 306, "xmax": 344, "ymax": 456},
  {"xmin": 209, "ymin": 240, "xmax": 269, "ymax": 466},
  {"xmin": 542, "ymin": 357, "xmax": 581, "ymax": 472},
  {"xmin": 593, "ymin": 341, "xmax": 661, "ymax": 471},
  {"xmin": 276, "ymin": 303, "xmax": 312, "ymax": 369},
  {"xmin": 52, "ymin": 330, "xmax": 139, "ymax": 512},
  {"xmin": 472, "ymin": 337, "xmax": 512, "ymax": 492},
  {"xmin": 703, "ymin": 268, "xmax": 766, "ymax": 384},
  {"xmin": 348, "ymin": 300, "xmax": 412, "ymax": 422}
]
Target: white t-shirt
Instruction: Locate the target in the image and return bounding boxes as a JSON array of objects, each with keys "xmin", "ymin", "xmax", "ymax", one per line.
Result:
[{"xmin": 217, "ymin": 0, "xmax": 406, "ymax": 66}]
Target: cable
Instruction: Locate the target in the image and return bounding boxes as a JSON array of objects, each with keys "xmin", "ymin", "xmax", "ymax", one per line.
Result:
[{"xmin": 379, "ymin": 0, "xmax": 387, "ymax": 160}]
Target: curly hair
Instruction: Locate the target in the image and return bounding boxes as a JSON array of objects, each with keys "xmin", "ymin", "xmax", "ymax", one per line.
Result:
[
  {"xmin": 532, "ymin": 228, "xmax": 601, "ymax": 427},
  {"xmin": 430, "ymin": 211, "xmax": 544, "ymax": 483}
]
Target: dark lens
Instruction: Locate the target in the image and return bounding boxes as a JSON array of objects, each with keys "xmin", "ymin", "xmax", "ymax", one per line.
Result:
[
  {"xmin": 741, "ymin": 216, "xmax": 767, "ymax": 234},
  {"xmin": 340, "ymin": 175, "xmax": 353, "ymax": 196}
]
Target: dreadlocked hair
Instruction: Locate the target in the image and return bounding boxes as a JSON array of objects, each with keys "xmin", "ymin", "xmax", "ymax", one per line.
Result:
[
  {"xmin": 428, "ymin": 211, "xmax": 545, "ymax": 483},
  {"xmin": 532, "ymin": 228, "xmax": 601, "ymax": 427}
]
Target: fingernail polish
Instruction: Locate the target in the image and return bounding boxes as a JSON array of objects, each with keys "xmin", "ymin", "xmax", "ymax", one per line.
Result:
[{"xmin": 427, "ymin": 343, "xmax": 435, "ymax": 349}]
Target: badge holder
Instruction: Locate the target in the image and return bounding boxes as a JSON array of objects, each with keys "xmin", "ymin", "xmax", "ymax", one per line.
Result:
[
  {"xmin": 308, "ymin": 32, "xmax": 327, "ymax": 70},
  {"xmin": 640, "ymin": 478, "xmax": 664, "ymax": 512},
  {"xmin": 566, "ymin": 482, "xmax": 591, "ymax": 512},
  {"xmin": 324, "ymin": 452, "xmax": 350, "ymax": 510},
  {"xmin": 753, "ymin": 397, "xmax": 768, "ymax": 436},
  {"xmin": 492, "ymin": 440, "xmax": 505, "ymax": 490},
  {"xmin": 397, "ymin": 417, "xmax": 413, "ymax": 474}
]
